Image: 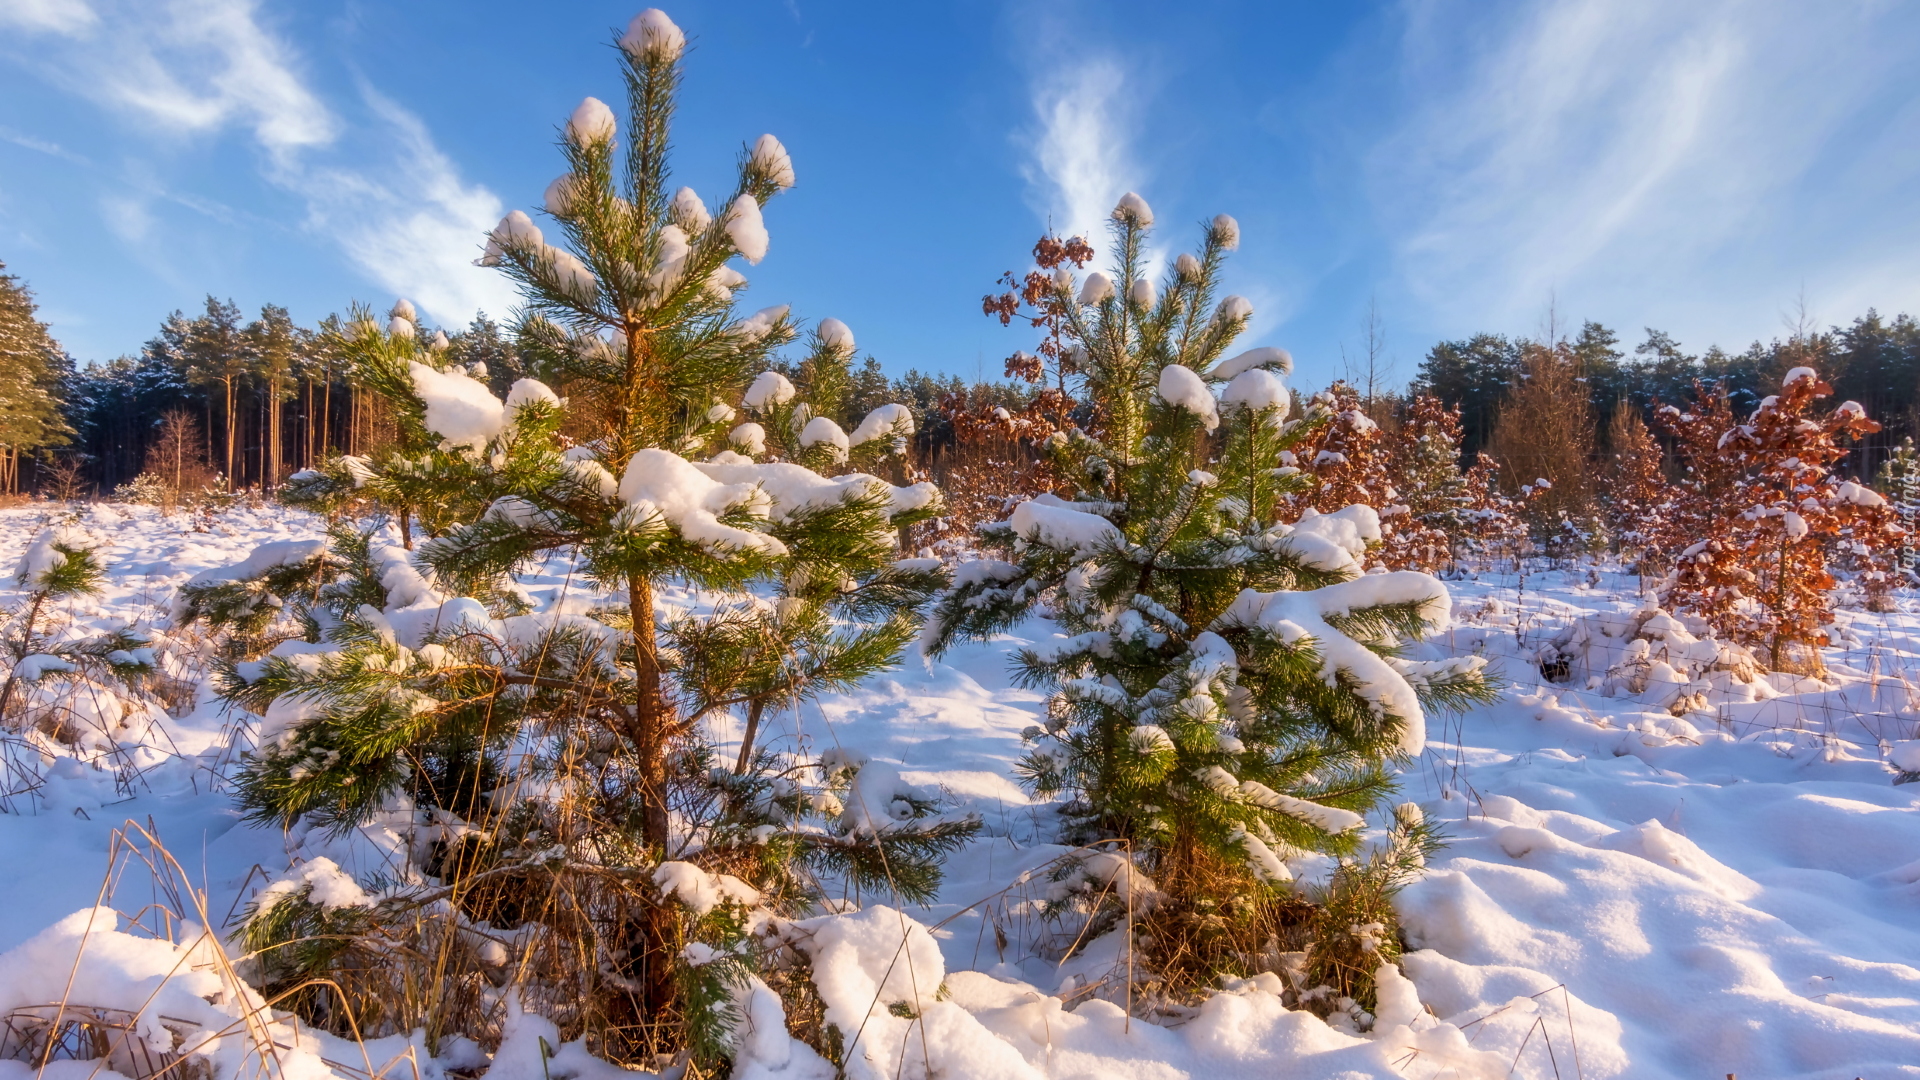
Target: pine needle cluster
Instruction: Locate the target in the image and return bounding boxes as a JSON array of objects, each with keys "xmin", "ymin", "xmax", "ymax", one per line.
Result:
[
  {"xmin": 177, "ymin": 10, "xmax": 970, "ymax": 1069},
  {"xmin": 929, "ymin": 195, "xmax": 1496, "ymax": 1000}
]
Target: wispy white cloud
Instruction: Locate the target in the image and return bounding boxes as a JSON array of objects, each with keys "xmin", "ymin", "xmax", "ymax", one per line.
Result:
[
  {"xmin": 1022, "ymin": 56, "xmax": 1135, "ymax": 248},
  {"xmin": 294, "ymin": 88, "xmax": 517, "ymax": 325},
  {"xmin": 99, "ymin": 192, "xmax": 155, "ymax": 244},
  {"xmin": 1369, "ymin": 0, "xmax": 1920, "ymax": 347},
  {"xmin": 1, "ymin": 0, "xmax": 516, "ymax": 326},
  {"xmin": 21, "ymin": 0, "xmax": 336, "ymax": 162},
  {"xmin": 0, "ymin": 0, "xmax": 98, "ymax": 35},
  {"xmin": 0, "ymin": 125, "xmax": 89, "ymax": 165}
]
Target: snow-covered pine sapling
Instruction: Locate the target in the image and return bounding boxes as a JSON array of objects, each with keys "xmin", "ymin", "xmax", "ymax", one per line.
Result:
[
  {"xmin": 725, "ymin": 319, "xmax": 917, "ymax": 474},
  {"xmin": 0, "ymin": 527, "xmax": 156, "ymax": 725},
  {"xmin": 1380, "ymin": 395, "xmax": 1473, "ymax": 572},
  {"xmin": 1876, "ymin": 436, "xmax": 1920, "ymax": 583},
  {"xmin": 282, "ymin": 301, "xmax": 519, "ymax": 548},
  {"xmin": 203, "ymin": 9, "xmax": 958, "ymax": 1062},
  {"xmin": 1656, "ymin": 366, "xmax": 1903, "ymax": 668},
  {"xmin": 1601, "ymin": 405, "xmax": 1671, "ymax": 574},
  {"xmin": 929, "ymin": 193, "xmax": 1497, "ymax": 996}
]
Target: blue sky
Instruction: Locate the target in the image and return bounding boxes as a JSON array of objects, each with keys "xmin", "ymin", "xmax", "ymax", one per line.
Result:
[{"xmin": 5, "ymin": 0, "xmax": 1920, "ymax": 391}]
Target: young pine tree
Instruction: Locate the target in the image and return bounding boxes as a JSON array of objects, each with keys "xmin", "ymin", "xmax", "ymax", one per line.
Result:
[
  {"xmin": 1, "ymin": 528, "xmax": 154, "ymax": 730},
  {"xmin": 1381, "ymin": 394, "xmax": 1473, "ymax": 572},
  {"xmin": 202, "ymin": 9, "xmax": 959, "ymax": 1065},
  {"xmin": 1877, "ymin": 436, "xmax": 1920, "ymax": 583},
  {"xmin": 1600, "ymin": 405, "xmax": 1669, "ymax": 571},
  {"xmin": 0, "ymin": 259, "xmax": 72, "ymax": 493},
  {"xmin": 928, "ymin": 193, "xmax": 1494, "ymax": 1000}
]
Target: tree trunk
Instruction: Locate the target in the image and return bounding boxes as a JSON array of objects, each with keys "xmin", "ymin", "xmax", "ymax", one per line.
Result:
[
  {"xmin": 223, "ymin": 375, "xmax": 236, "ymax": 489},
  {"xmin": 269, "ymin": 377, "xmax": 283, "ymax": 485},
  {"xmin": 734, "ymin": 698, "xmax": 768, "ymax": 774},
  {"xmin": 627, "ymin": 572, "xmax": 676, "ymax": 1018}
]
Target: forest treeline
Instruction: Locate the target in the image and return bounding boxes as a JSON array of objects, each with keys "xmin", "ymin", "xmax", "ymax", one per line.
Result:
[
  {"xmin": 1413, "ymin": 315, "xmax": 1920, "ymax": 478},
  {"xmin": 3, "ymin": 254, "xmax": 1919, "ymax": 500}
]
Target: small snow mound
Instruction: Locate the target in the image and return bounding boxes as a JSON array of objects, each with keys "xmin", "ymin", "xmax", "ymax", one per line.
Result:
[
  {"xmin": 743, "ymin": 370, "xmax": 796, "ymax": 409},
  {"xmin": 849, "ymin": 403, "xmax": 913, "ymax": 445},
  {"xmin": 1213, "ymin": 346, "xmax": 1293, "ymax": 380},
  {"xmin": 566, "ymin": 97, "xmax": 617, "ymax": 146},
  {"xmin": 1112, "ymin": 191, "xmax": 1154, "ymax": 227},
  {"xmin": 410, "ymin": 361, "xmax": 505, "ymax": 451},
  {"xmin": 619, "ymin": 8, "xmax": 685, "ymax": 60},
  {"xmin": 726, "ymin": 194, "xmax": 769, "ymax": 264},
  {"xmin": 1157, "ymin": 364, "xmax": 1219, "ymax": 431},
  {"xmin": 817, "ymin": 317, "xmax": 854, "ymax": 352}
]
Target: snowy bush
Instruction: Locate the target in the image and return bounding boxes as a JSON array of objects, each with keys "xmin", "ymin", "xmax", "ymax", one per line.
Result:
[{"xmin": 1654, "ymin": 365, "xmax": 1903, "ymax": 669}]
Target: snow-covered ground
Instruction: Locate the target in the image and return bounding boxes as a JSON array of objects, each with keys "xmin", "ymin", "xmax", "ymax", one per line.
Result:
[{"xmin": 2, "ymin": 501, "xmax": 1918, "ymax": 1079}]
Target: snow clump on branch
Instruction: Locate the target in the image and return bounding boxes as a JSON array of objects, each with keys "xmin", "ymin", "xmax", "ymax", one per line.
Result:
[
  {"xmin": 670, "ymin": 186, "xmax": 710, "ymax": 232},
  {"xmin": 1215, "ymin": 569, "xmax": 1451, "ymax": 755},
  {"xmin": 1213, "ymin": 346, "xmax": 1292, "ymax": 380},
  {"xmin": 750, "ymin": 133, "xmax": 795, "ymax": 190},
  {"xmin": 799, "ymin": 416, "xmax": 850, "ymax": 463},
  {"xmin": 1007, "ymin": 496, "xmax": 1123, "ymax": 559},
  {"xmin": 849, "ymin": 403, "xmax": 913, "ymax": 445},
  {"xmin": 566, "ymin": 97, "xmax": 617, "ymax": 146},
  {"xmin": 1277, "ymin": 505, "xmax": 1382, "ymax": 575},
  {"xmin": 1079, "ymin": 271, "xmax": 1114, "ymax": 305},
  {"xmin": 693, "ymin": 460, "xmax": 938, "ymax": 522},
  {"xmin": 479, "ymin": 211, "xmax": 542, "ymax": 266},
  {"xmin": 1130, "ymin": 276, "xmax": 1157, "ymax": 309},
  {"xmin": 728, "ymin": 422, "xmax": 768, "ymax": 455},
  {"xmin": 617, "ymin": 448, "xmax": 783, "ymax": 554},
  {"xmin": 817, "ymin": 317, "xmax": 854, "ymax": 353},
  {"xmin": 409, "ymin": 362, "xmax": 505, "ymax": 452},
  {"xmin": 743, "ymin": 371, "xmax": 796, "ymax": 409},
  {"xmin": 619, "ymin": 8, "xmax": 685, "ymax": 62},
  {"xmin": 726, "ymin": 194, "xmax": 769, "ymax": 263},
  {"xmin": 1158, "ymin": 364, "xmax": 1219, "ymax": 432},
  {"xmin": 1113, "ymin": 191, "xmax": 1154, "ymax": 227},
  {"xmin": 1222, "ymin": 368, "xmax": 1290, "ymax": 422},
  {"xmin": 14, "ymin": 527, "xmax": 100, "ymax": 588},
  {"xmin": 1215, "ymin": 294, "xmax": 1253, "ymax": 324},
  {"xmin": 1211, "ymin": 213, "xmax": 1240, "ymax": 249},
  {"xmin": 543, "ymin": 173, "xmax": 581, "ymax": 216},
  {"xmin": 730, "ymin": 304, "xmax": 787, "ymax": 342}
]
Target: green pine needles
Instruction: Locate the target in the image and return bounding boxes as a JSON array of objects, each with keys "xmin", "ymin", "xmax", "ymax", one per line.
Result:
[
  {"xmin": 1878, "ymin": 436, "xmax": 1920, "ymax": 583},
  {"xmin": 184, "ymin": 9, "xmax": 970, "ymax": 1065},
  {"xmin": 1, "ymin": 526, "xmax": 156, "ymax": 725},
  {"xmin": 929, "ymin": 194, "xmax": 1497, "ymax": 996}
]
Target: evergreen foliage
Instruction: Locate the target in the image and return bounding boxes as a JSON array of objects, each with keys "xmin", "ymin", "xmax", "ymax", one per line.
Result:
[
  {"xmin": 178, "ymin": 11, "xmax": 965, "ymax": 1066},
  {"xmin": 0, "ymin": 259, "xmax": 73, "ymax": 492},
  {"xmin": 0, "ymin": 527, "xmax": 154, "ymax": 724},
  {"xmin": 1877, "ymin": 436, "xmax": 1920, "ymax": 583},
  {"xmin": 1381, "ymin": 395, "xmax": 1475, "ymax": 571},
  {"xmin": 928, "ymin": 192, "xmax": 1496, "ymax": 996}
]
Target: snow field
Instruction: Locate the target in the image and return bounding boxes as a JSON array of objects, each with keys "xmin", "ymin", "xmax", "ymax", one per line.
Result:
[{"xmin": 0, "ymin": 506, "xmax": 1916, "ymax": 1077}]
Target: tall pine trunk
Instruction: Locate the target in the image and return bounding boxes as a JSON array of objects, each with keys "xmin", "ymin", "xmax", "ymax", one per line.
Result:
[
  {"xmin": 267, "ymin": 378, "xmax": 280, "ymax": 485},
  {"xmin": 222, "ymin": 375, "xmax": 236, "ymax": 489},
  {"xmin": 627, "ymin": 572, "xmax": 676, "ymax": 1018}
]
